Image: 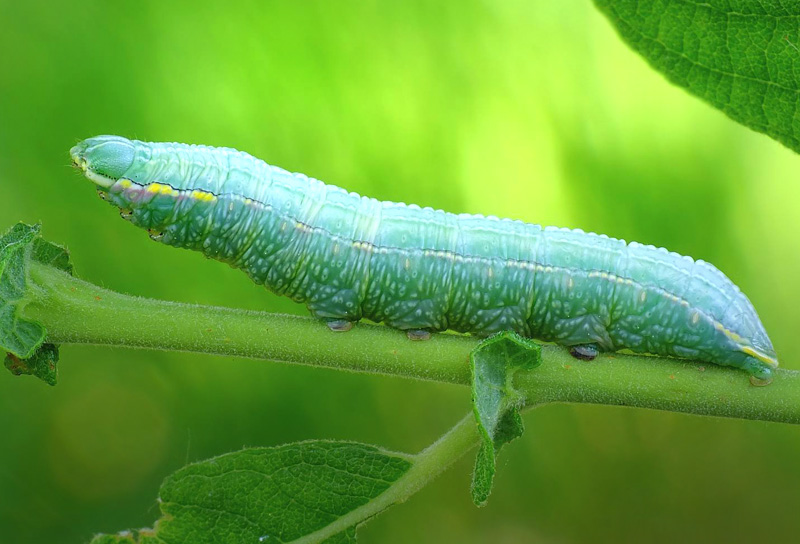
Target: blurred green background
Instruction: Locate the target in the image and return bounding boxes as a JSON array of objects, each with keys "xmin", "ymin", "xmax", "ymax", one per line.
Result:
[{"xmin": 2, "ymin": 1, "xmax": 800, "ymax": 542}]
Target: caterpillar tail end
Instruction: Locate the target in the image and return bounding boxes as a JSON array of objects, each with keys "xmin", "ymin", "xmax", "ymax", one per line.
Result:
[{"xmin": 742, "ymin": 349, "xmax": 778, "ymax": 386}]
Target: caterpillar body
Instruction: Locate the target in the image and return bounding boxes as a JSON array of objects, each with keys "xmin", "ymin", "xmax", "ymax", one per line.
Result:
[{"xmin": 70, "ymin": 135, "xmax": 778, "ymax": 381}]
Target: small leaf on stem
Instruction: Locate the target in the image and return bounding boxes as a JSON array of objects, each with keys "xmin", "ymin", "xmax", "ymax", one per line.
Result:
[
  {"xmin": 0, "ymin": 222, "xmax": 71, "ymax": 384},
  {"xmin": 470, "ymin": 331, "xmax": 542, "ymax": 506}
]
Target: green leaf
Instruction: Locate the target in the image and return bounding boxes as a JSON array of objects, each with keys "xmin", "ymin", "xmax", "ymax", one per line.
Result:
[
  {"xmin": 89, "ymin": 531, "xmax": 160, "ymax": 544},
  {"xmin": 594, "ymin": 0, "xmax": 800, "ymax": 153},
  {"xmin": 0, "ymin": 222, "xmax": 72, "ymax": 384},
  {"xmin": 470, "ymin": 331, "xmax": 541, "ymax": 506},
  {"xmin": 0, "ymin": 223, "xmax": 47, "ymax": 359},
  {"xmin": 31, "ymin": 235, "xmax": 73, "ymax": 274},
  {"xmin": 90, "ymin": 441, "xmax": 413, "ymax": 544},
  {"xmin": 4, "ymin": 342, "xmax": 59, "ymax": 385}
]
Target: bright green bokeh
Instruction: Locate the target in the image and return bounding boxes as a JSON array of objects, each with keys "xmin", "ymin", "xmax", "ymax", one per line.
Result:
[{"xmin": 2, "ymin": 1, "xmax": 800, "ymax": 542}]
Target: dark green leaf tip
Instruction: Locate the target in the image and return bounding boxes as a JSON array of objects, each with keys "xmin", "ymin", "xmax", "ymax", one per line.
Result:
[
  {"xmin": 470, "ymin": 331, "xmax": 542, "ymax": 506},
  {"xmin": 4, "ymin": 343, "xmax": 59, "ymax": 386}
]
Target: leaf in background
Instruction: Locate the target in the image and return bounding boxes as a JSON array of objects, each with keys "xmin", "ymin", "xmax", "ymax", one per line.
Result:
[
  {"xmin": 90, "ymin": 441, "xmax": 413, "ymax": 544},
  {"xmin": 594, "ymin": 0, "xmax": 800, "ymax": 153},
  {"xmin": 470, "ymin": 331, "xmax": 541, "ymax": 506}
]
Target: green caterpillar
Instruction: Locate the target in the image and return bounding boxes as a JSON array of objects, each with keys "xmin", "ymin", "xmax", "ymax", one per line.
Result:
[{"xmin": 70, "ymin": 135, "xmax": 778, "ymax": 382}]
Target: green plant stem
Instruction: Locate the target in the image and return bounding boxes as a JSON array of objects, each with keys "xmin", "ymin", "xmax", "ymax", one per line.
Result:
[
  {"xmin": 24, "ymin": 262, "xmax": 800, "ymax": 425},
  {"xmin": 295, "ymin": 413, "xmax": 480, "ymax": 544},
  {"xmin": 26, "ymin": 262, "xmax": 474, "ymax": 384}
]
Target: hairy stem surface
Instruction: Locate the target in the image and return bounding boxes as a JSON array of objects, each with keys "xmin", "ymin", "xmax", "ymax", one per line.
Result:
[{"xmin": 25, "ymin": 262, "xmax": 800, "ymax": 425}]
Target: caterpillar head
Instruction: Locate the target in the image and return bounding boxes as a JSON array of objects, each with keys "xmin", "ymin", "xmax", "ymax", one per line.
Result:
[{"xmin": 71, "ymin": 135, "xmax": 136, "ymax": 188}]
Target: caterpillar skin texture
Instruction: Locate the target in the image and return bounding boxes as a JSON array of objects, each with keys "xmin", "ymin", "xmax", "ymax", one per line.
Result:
[{"xmin": 71, "ymin": 136, "xmax": 778, "ymax": 381}]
